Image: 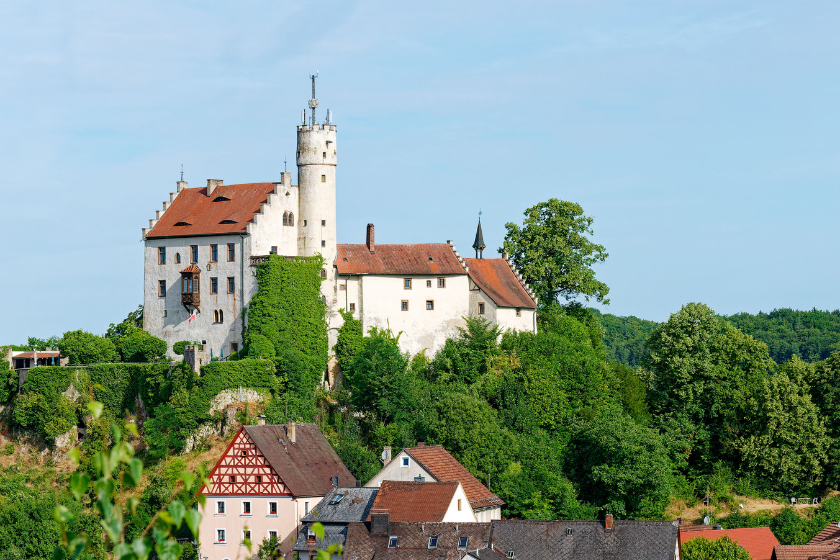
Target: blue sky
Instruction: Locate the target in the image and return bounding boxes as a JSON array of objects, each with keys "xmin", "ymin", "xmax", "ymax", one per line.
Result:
[{"xmin": 1, "ymin": 1, "xmax": 838, "ymax": 342}]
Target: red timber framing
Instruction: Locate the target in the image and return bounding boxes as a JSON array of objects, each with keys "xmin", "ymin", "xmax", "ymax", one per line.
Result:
[{"xmin": 201, "ymin": 427, "xmax": 290, "ymax": 496}]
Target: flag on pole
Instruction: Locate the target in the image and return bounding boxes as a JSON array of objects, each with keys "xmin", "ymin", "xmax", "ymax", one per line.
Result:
[{"xmin": 188, "ymin": 310, "xmax": 197, "ymax": 323}]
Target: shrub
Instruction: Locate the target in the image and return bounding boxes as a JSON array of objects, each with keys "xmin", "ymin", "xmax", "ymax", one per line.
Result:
[
  {"xmin": 246, "ymin": 334, "xmax": 276, "ymax": 360},
  {"xmin": 57, "ymin": 330, "xmax": 118, "ymax": 365},
  {"xmin": 172, "ymin": 341, "xmax": 201, "ymax": 356},
  {"xmin": 682, "ymin": 535, "xmax": 752, "ymax": 560},
  {"xmin": 113, "ymin": 328, "xmax": 167, "ymax": 363}
]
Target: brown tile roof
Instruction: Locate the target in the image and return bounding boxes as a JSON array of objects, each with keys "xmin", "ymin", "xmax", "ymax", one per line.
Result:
[
  {"xmin": 772, "ymin": 545, "xmax": 840, "ymax": 560},
  {"xmin": 335, "ymin": 244, "xmax": 466, "ymax": 275},
  {"xmin": 405, "ymin": 445, "xmax": 504, "ymax": 509},
  {"xmin": 243, "ymin": 424, "xmax": 355, "ymax": 497},
  {"xmin": 808, "ymin": 522, "xmax": 840, "ymax": 544},
  {"xmin": 179, "ymin": 264, "xmax": 201, "ymax": 273},
  {"xmin": 146, "ymin": 183, "xmax": 277, "ymax": 238},
  {"xmin": 680, "ymin": 527, "xmax": 780, "ymax": 560},
  {"xmin": 464, "ymin": 258, "xmax": 537, "ymax": 309},
  {"xmin": 366, "ymin": 481, "xmax": 459, "ymax": 522},
  {"xmin": 342, "ymin": 521, "xmax": 492, "ymax": 560}
]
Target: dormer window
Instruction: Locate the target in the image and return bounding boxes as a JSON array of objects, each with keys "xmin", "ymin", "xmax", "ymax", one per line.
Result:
[
  {"xmin": 329, "ymin": 494, "xmax": 344, "ymax": 506},
  {"xmin": 458, "ymin": 536, "xmax": 469, "ymax": 550},
  {"xmin": 219, "ymin": 220, "xmax": 237, "ymax": 225},
  {"xmin": 428, "ymin": 536, "xmax": 438, "ymax": 549},
  {"xmin": 174, "ymin": 221, "xmax": 191, "ymax": 227},
  {"xmin": 213, "ymin": 196, "xmax": 231, "ymax": 202},
  {"xmin": 388, "ymin": 536, "xmax": 398, "ymax": 548}
]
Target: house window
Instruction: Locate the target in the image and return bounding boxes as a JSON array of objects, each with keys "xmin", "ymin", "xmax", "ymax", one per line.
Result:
[
  {"xmin": 190, "ymin": 245, "xmax": 198, "ymax": 263},
  {"xmin": 242, "ymin": 529, "xmax": 251, "ymax": 544},
  {"xmin": 307, "ymin": 527, "xmax": 316, "ymax": 541},
  {"xmin": 255, "ymin": 475, "xmax": 262, "ymax": 484},
  {"xmin": 321, "ymin": 174, "xmax": 326, "ymax": 182},
  {"xmin": 175, "ymin": 253, "xmax": 181, "ymax": 264},
  {"xmin": 404, "ymin": 278, "xmax": 412, "ymax": 289},
  {"xmin": 211, "ymin": 277, "xmax": 218, "ymax": 294},
  {"xmin": 478, "ymin": 302, "xmax": 485, "ymax": 314},
  {"xmin": 270, "ymin": 246, "xmax": 277, "ymax": 255},
  {"xmin": 241, "ymin": 501, "xmax": 251, "ymax": 516},
  {"xmin": 158, "ymin": 280, "xmax": 166, "ymax": 297},
  {"xmin": 227, "ymin": 243, "xmax": 235, "ymax": 262},
  {"xmin": 216, "ymin": 529, "xmax": 226, "ymax": 543},
  {"xmin": 288, "ymin": 212, "xmax": 294, "ymax": 226},
  {"xmin": 268, "ymin": 530, "xmax": 278, "ymax": 540},
  {"xmin": 214, "ymin": 309, "xmax": 224, "ymax": 323},
  {"xmin": 428, "ymin": 536, "xmax": 438, "ymax": 549},
  {"xmin": 506, "ymin": 552, "xmax": 515, "ymax": 559},
  {"xmin": 401, "ymin": 457, "xmax": 410, "ymax": 468},
  {"xmin": 227, "ymin": 277, "xmax": 235, "ymax": 293},
  {"xmin": 458, "ymin": 536, "xmax": 469, "ymax": 550},
  {"xmin": 305, "ymin": 501, "xmax": 310, "ymax": 515},
  {"xmin": 321, "ymin": 219, "xmax": 326, "ymax": 226},
  {"xmin": 303, "ymin": 220, "xmax": 307, "ymax": 226},
  {"xmin": 401, "ymin": 300, "xmax": 408, "ymax": 311},
  {"xmin": 414, "ymin": 476, "xmax": 425, "ymax": 482},
  {"xmin": 426, "ymin": 280, "xmax": 432, "ymax": 288},
  {"xmin": 268, "ymin": 502, "xmax": 278, "ymax": 516},
  {"xmin": 321, "ymin": 240, "xmax": 326, "ymax": 247},
  {"xmin": 339, "ymin": 283, "xmax": 346, "ymax": 290},
  {"xmin": 216, "ymin": 501, "xmax": 226, "ymax": 515},
  {"xmin": 210, "ymin": 244, "xmax": 218, "ymax": 262},
  {"xmin": 349, "ymin": 303, "xmax": 355, "ymax": 312},
  {"xmin": 229, "ymin": 476, "xmax": 236, "ymax": 484},
  {"xmin": 438, "ymin": 278, "xmax": 446, "ymax": 288},
  {"xmin": 329, "ymin": 494, "xmax": 345, "ymax": 506},
  {"xmin": 426, "ymin": 300, "xmax": 434, "ymax": 310},
  {"xmin": 240, "ymin": 450, "xmax": 247, "ymax": 457},
  {"xmin": 388, "ymin": 536, "xmax": 398, "ymax": 548},
  {"xmin": 282, "ymin": 211, "xmax": 288, "ymax": 226},
  {"xmin": 158, "ymin": 247, "xmax": 166, "ymax": 265},
  {"xmin": 458, "ymin": 498, "xmax": 462, "ymax": 511},
  {"xmin": 231, "ymin": 342, "xmax": 238, "ymax": 353},
  {"xmin": 516, "ymin": 308, "xmax": 521, "ymax": 317},
  {"xmin": 320, "ymin": 269, "xmax": 327, "ymax": 278}
]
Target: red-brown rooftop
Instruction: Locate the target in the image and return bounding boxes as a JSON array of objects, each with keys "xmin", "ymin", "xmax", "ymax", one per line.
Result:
[
  {"xmin": 464, "ymin": 258, "xmax": 536, "ymax": 309},
  {"xmin": 405, "ymin": 445, "xmax": 504, "ymax": 509},
  {"xmin": 366, "ymin": 481, "xmax": 459, "ymax": 522},
  {"xmin": 335, "ymin": 244, "xmax": 466, "ymax": 276}
]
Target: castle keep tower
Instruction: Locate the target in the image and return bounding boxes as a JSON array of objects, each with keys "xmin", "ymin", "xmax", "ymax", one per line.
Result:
[{"xmin": 297, "ymin": 72, "xmax": 337, "ymax": 305}]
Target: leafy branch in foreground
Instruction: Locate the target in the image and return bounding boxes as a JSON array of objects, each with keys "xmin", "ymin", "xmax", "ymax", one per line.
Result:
[{"xmin": 53, "ymin": 401, "xmax": 206, "ymax": 560}]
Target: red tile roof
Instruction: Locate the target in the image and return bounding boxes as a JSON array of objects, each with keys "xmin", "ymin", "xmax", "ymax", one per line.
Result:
[
  {"xmin": 335, "ymin": 244, "xmax": 466, "ymax": 276},
  {"xmin": 680, "ymin": 527, "xmax": 780, "ymax": 560},
  {"xmin": 772, "ymin": 545, "xmax": 840, "ymax": 560},
  {"xmin": 464, "ymin": 258, "xmax": 536, "ymax": 309},
  {"xmin": 146, "ymin": 183, "xmax": 277, "ymax": 238},
  {"xmin": 807, "ymin": 522, "xmax": 840, "ymax": 544},
  {"xmin": 179, "ymin": 264, "xmax": 201, "ymax": 273},
  {"xmin": 366, "ymin": 481, "xmax": 459, "ymax": 522},
  {"xmin": 406, "ymin": 445, "xmax": 504, "ymax": 509}
]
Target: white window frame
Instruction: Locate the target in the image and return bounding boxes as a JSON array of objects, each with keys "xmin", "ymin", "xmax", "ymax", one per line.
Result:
[
  {"xmin": 215, "ymin": 528, "xmax": 226, "ymax": 544},
  {"xmin": 267, "ymin": 529, "xmax": 278, "ymax": 540},
  {"xmin": 458, "ymin": 536, "xmax": 469, "ymax": 550},
  {"xmin": 388, "ymin": 536, "xmax": 398, "ymax": 548},
  {"xmin": 267, "ymin": 500, "xmax": 278, "ymax": 517},
  {"xmin": 305, "ymin": 501, "xmax": 310, "ymax": 515},
  {"xmin": 401, "ymin": 456, "xmax": 410, "ymax": 468},
  {"xmin": 241, "ymin": 500, "xmax": 252, "ymax": 516},
  {"xmin": 428, "ymin": 536, "xmax": 439, "ymax": 549},
  {"xmin": 215, "ymin": 500, "xmax": 226, "ymax": 516},
  {"xmin": 241, "ymin": 528, "xmax": 252, "ymax": 544}
]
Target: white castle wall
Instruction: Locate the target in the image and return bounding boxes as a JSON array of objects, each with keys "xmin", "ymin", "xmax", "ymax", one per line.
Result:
[{"xmin": 246, "ymin": 172, "xmax": 298, "ymax": 257}]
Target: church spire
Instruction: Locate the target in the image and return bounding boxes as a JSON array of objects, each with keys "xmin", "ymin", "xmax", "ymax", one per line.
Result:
[{"xmin": 473, "ymin": 212, "xmax": 486, "ymax": 259}]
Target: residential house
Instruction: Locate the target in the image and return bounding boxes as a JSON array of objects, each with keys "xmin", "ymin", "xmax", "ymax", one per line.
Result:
[
  {"xmin": 680, "ymin": 525, "xmax": 779, "ymax": 560},
  {"xmin": 366, "ymin": 481, "xmax": 476, "ymax": 523},
  {"xmin": 197, "ymin": 422, "xmax": 354, "ymax": 560},
  {"xmin": 366, "ymin": 444, "xmax": 504, "ymax": 522},
  {"xmin": 291, "ymin": 486, "xmax": 378, "ymax": 560},
  {"xmin": 772, "ymin": 521, "xmax": 840, "ymax": 560}
]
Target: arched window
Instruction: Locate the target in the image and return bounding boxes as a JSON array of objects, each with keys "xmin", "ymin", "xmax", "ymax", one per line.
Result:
[
  {"xmin": 219, "ymin": 309, "xmax": 224, "ymax": 323},
  {"xmin": 282, "ymin": 212, "xmax": 288, "ymax": 226},
  {"xmin": 320, "ymin": 269, "xmax": 327, "ymax": 278},
  {"xmin": 288, "ymin": 212, "xmax": 294, "ymax": 226},
  {"xmin": 175, "ymin": 253, "xmax": 181, "ymax": 264}
]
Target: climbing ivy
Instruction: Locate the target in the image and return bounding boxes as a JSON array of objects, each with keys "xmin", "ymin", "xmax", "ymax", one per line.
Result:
[{"xmin": 335, "ymin": 310, "xmax": 364, "ymax": 374}]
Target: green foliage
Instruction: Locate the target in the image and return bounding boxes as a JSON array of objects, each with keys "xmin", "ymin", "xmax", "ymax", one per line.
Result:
[
  {"xmin": 257, "ymin": 535, "xmax": 283, "ymax": 560},
  {"xmin": 246, "ymin": 334, "xmax": 276, "ymax": 360},
  {"xmin": 25, "ymin": 336, "xmax": 61, "ymax": 351},
  {"xmin": 568, "ymin": 405, "xmax": 673, "ymax": 518},
  {"xmin": 727, "ymin": 308, "xmax": 840, "ymax": 363},
  {"xmin": 767, "ymin": 497, "xmax": 840, "ymax": 544},
  {"xmin": 681, "ymin": 535, "xmax": 752, "ymax": 560},
  {"xmin": 112, "ymin": 328, "xmax": 167, "ymax": 363},
  {"xmin": 171, "ymin": 341, "xmax": 201, "ymax": 356},
  {"xmin": 334, "ymin": 310, "xmax": 364, "ymax": 374},
  {"xmin": 0, "ymin": 356, "xmax": 15, "ymax": 403},
  {"xmin": 105, "ymin": 305, "xmax": 144, "ymax": 339},
  {"xmin": 606, "ymin": 361, "xmax": 651, "ymax": 425},
  {"xmin": 591, "ymin": 309, "xmax": 658, "ymax": 368},
  {"xmin": 501, "ymin": 198, "xmax": 609, "ymax": 305},
  {"xmin": 429, "ymin": 318, "xmax": 502, "ymax": 385},
  {"xmin": 58, "ymin": 330, "xmax": 119, "ymax": 365}
]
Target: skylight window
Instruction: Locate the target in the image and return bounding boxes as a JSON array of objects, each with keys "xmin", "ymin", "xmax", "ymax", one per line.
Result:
[
  {"xmin": 428, "ymin": 536, "xmax": 438, "ymax": 549},
  {"xmin": 174, "ymin": 222, "xmax": 191, "ymax": 227},
  {"xmin": 388, "ymin": 536, "xmax": 398, "ymax": 548},
  {"xmin": 219, "ymin": 220, "xmax": 237, "ymax": 224},
  {"xmin": 457, "ymin": 536, "xmax": 468, "ymax": 550},
  {"xmin": 328, "ymin": 494, "xmax": 344, "ymax": 506},
  {"xmin": 213, "ymin": 196, "xmax": 231, "ymax": 202}
]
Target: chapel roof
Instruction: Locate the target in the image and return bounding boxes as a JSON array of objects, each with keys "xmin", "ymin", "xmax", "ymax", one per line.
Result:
[
  {"xmin": 463, "ymin": 258, "xmax": 537, "ymax": 309},
  {"xmin": 145, "ymin": 183, "xmax": 277, "ymax": 238},
  {"xmin": 335, "ymin": 244, "xmax": 466, "ymax": 276},
  {"xmin": 365, "ymin": 481, "xmax": 460, "ymax": 523},
  {"xmin": 404, "ymin": 445, "xmax": 504, "ymax": 509},
  {"xmin": 680, "ymin": 526, "xmax": 779, "ymax": 560},
  {"xmin": 242, "ymin": 424, "xmax": 355, "ymax": 497}
]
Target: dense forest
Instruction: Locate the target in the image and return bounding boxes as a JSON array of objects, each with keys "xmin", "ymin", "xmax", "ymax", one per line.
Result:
[{"xmin": 597, "ymin": 307, "xmax": 840, "ymax": 367}]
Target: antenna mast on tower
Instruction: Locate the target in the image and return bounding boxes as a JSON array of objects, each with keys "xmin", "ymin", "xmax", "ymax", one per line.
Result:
[{"xmin": 308, "ymin": 71, "xmax": 319, "ymax": 127}]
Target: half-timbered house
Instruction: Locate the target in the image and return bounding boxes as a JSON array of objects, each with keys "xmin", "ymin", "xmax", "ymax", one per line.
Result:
[{"xmin": 197, "ymin": 422, "xmax": 354, "ymax": 560}]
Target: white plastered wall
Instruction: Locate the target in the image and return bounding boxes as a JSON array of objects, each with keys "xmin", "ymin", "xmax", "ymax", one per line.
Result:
[
  {"xmin": 246, "ymin": 173, "xmax": 299, "ymax": 257},
  {"xmin": 365, "ymin": 450, "xmax": 434, "ymax": 486},
  {"xmin": 442, "ymin": 482, "xmax": 478, "ymax": 522}
]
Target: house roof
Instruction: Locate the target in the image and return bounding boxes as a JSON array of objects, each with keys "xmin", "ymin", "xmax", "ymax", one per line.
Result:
[
  {"xmin": 405, "ymin": 445, "xmax": 504, "ymax": 509},
  {"xmin": 292, "ymin": 523, "xmax": 349, "ymax": 553},
  {"xmin": 464, "ymin": 258, "xmax": 537, "ymax": 309},
  {"xmin": 680, "ymin": 526, "xmax": 780, "ymax": 560},
  {"xmin": 179, "ymin": 264, "xmax": 201, "ymax": 274},
  {"xmin": 488, "ymin": 519, "xmax": 680, "ymax": 560},
  {"xmin": 335, "ymin": 244, "xmax": 466, "ymax": 276},
  {"xmin": 807, "ymin": 522, "xmax": 840, "ymax": 544},
  {"xmin": 772, "ymin": 545, "xmax": 840, "ymax": 560},
  {"xmin": 365, "ymin": 481, "xmax": 460, "ymax": 523},
  {"xmin": 302, "ymin": 487, "xmax": 379, "ymax": 524},
  {"xmin": 342, "ymin": 521, "xmax": 493, "ymax": 560},
  {"xmin": 146, "ymin": 183, "xmax": 277, "ymax": 238},
  {"xmin": 241, "ymin": 424, "xmax": 355, "ymax": 497}
]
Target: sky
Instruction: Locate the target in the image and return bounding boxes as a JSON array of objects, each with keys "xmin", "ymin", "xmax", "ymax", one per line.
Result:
[{"xmin": 1, "ymin": 0, "xmax": 838, "ymax": 342}]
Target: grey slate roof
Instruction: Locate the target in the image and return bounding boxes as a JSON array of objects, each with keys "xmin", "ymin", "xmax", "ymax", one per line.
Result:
[
  {"xmin": 489, "ymin": 520, "xmax": 680, "ymax": 560},
  {"xmin": 292, "ymin": 523, "xmax": 348, "ymax": 553},
  {"xmin": 292, "ymin": 487, "xmax": 379, "ymax": 553},
  {"xmin": 342, "ymin": 521, "xmax": 493, "ymax": 560}
]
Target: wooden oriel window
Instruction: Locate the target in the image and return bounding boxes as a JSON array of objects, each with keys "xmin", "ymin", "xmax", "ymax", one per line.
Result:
[
  {"xmin": 180, "ymin": 268, "xmax": 200, "ymax": 307},
  {"xmin": 227, "ymin": 243, "xmax": 235, "ymax": 262},
  {"xmin": 210, "ymin": 244, "xmax": 218, "ymax": 262},
  {"xmin": 190, "ymin": 245, "xmax": 198, "ymax": 264},
  {"xmin": 158, "ymin": 247, "xmax": 165, "ymax": 265}
]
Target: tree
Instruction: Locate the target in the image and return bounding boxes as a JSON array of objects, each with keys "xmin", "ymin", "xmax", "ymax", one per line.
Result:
[
  {"xmin": 681, "ymin": 535, "xmax": 752, "ymax": 560},
  {"xmin": 105, "ymin": 305, "xmax": 144, "ymax": 339},
  {"xmin": 57, "ymin": 330, "xmax": 119, "ymax": 365},
  {"xmin": 811, "ymin": 351, "xmax": 840, "ymax": 487},
  {"xmin": 334, "ymin": 310, "xmax": 364, "ymax": 374},
  {"xmin": 113, "ymin": 328, "xmax": 167, "ymax": 363},
  {"xmin": 500, "ymin": 199, "xmax": 609, "ymax": 305}
]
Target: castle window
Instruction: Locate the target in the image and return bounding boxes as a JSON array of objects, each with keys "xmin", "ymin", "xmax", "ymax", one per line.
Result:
[
  {"xmin": 426, "ymin": 280, "xmax": 432, "ymax": 288},
  {"xmin": 175, "ymin": 253, "xmax": 181, "ymax": 264},
  {"xmin": 349, "ymin": 303, "xmax": 355, "ymax": 312},
  {"xmin": 231, "ymin": 342, "xmax": 238, "ymax": 353},
  {"xmin": 339, "ymin": 283, "xmax": 346, "ymax": 290},
  {"xmin": 211, "ymin": 277, "xmax": 218, "ymax": 294},
  {"xmin": 283, "ymin": 212, "xmax": 288, "ymax": 226},
  {"xmin": 426, "ymin": 300, "xmax": 434, "ymax": 310},
  {"xmin": 270, "ymin": 246, "xmax": 277, "ymax": 255},
  {"xmin": 210, "ymin": 245, "xmax": 218, "ymax": 262},
  {"xmin": 321, "ymin": 174, "xmax": 326, "ymax": 182},
  {"xmin": 457, "ymin": 498, "xmax": 462, "ymax": 511},
  {"xmin": 158, "ymin": 280, "xmax": 166, "ymax": 297},
  {"xmin": 288, "ymin": 213, "xmax": 294, "ymax": 226},
  {"xmin": 219, "ymin": 309, "xmax": 224, "ymax": 322},
  {"xmin": 404, "ymin": 279, "xmax": 412, "ymax": 290},
  {"xmin": 321, "ymin": 220, "xmax": 326, "ymax": 226},
  {"xmin": 401, "ymin": 300, "xmax": 408, "ymax": 311},
  {"xmin": 321, "ymin": 240, "xmax": 326, "ymax": 247},
  {"xmin": 190, "ymin": 245, "xmax": 198, "ymax": 264},
  {"xmin": 303, "ymin": 220, "xmax": 307, "ymax": 226},
  {"xmin": 322, "ymin": 152, "xmax": 326, "ymax": 159},
  {"xmin": 158, "ymin": 247, "xmax": 166, "ymax": 265},
  {"xmin": 438, "ymin": 278, "xmax": 446, "ymax": 288},
  {"xmin": 227, "ymin": 244, "xmax": 235, "ymax": 262},
  {"xmin": 516, "ymin": 308, "xmax": 521, "ymax": 317},
  {"xmin": 214, "ymin": 309, "xmax": 224, "ymax": 323},
  {"xmin": 227, "ymin": 277, "xmax": 235, "ymax": 293},
  {"xmin": 320, "ymin": 269, "xmax": 327, "ymax": 278},
  {"xmin": 478, "ymin": 302, "xmax": 485, "ymax": 315},
  {"xmin": 321, "ymin": 295, "xmax": 326, "ymax": 304}
]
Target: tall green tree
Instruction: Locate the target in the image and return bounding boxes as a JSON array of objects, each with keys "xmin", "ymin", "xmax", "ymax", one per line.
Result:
[
  {"xmin": 500, "ymin": 199, "xmax": 609, "ymax": 305},
  {"xmin": 811, "ymin": 351, "xmax": 840, "ymax": 487},
  {"xmin": 57, "ymin": 330, "xmax": 119, "ymax": 365}
]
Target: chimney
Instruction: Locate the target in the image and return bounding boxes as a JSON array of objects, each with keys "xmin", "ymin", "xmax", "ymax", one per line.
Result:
[
  {"xmin": 288, "ymin": 421, "xmax": 296, "ymax": 444},
  {"xmin": 677, "ymin": 517, "xmax": 683, "ymax": 526},
  {"xmin": 417, "ymin": 442, "xmax": 425, "ymax": 447},
  {"xmin": 382, "ymin": 446, "xmax": 391, "ymax": 465},
  {"xmin": 605, "ymin": 513, "xmax": 613, "ymax": 534},
  {"xmin": 370, "ymin": 508, "xmax": 389, "ymax": 537},
  {"xmin": 366, "ymin": 223, "xmax": 375, "ymax": 253},
  {"xmin": 207, "ymin": 179, "xmax": 223, "ymax": 197},
  {"xmin": 256, "ymin": 415, "xmax": 266, "ymax": 426}
]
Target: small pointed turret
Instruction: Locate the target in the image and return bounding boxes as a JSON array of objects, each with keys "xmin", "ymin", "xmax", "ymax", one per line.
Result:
[{"xmin": 473, "ymin": 214, "xmax": 486, "ymax": 259}]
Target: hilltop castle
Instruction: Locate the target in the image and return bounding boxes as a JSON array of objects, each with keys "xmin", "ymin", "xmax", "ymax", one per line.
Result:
[{"xmin": 141, "ymin": 76, "xmax": 537, "ymax": 376}]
